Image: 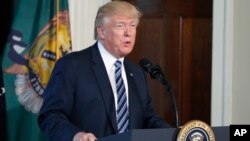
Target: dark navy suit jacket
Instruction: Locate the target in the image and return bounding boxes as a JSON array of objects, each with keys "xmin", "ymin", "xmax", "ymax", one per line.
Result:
[{"xmin": 38, "ymin": 42, "xmax": 169, "ymax": 141}]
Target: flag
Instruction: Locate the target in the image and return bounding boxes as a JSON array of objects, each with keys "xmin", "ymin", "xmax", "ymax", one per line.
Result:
[{"xmin": 2, "ymin": 0, "xmax": 71, "ymax": 141}]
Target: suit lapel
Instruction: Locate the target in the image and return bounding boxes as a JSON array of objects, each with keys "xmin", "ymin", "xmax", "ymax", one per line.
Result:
[
  {"xmin": 91, "ymin": 44, "xmax": 118, "ymax": 133},
  {"xmin": 124, "ymin": 60, "xmax": 140, "ymax": 129}
]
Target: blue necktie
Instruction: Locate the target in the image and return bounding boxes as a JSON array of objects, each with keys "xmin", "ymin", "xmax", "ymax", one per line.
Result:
[{"xmin": 114, "ymin": 60, "xmax": 129, "ymax": 133}]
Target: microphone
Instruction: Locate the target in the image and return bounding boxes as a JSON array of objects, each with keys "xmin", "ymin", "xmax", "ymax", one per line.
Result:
[
  {"xmin": 139, "ymin": 58, "xmax": 159, "ymax": 79},
  {"xmin": 139, "ymin": 58, "xmax": 180, "ymax": 127},
  {"xmin": 139, "ymin": 58, "xmax": 167, "ymax": 86}
]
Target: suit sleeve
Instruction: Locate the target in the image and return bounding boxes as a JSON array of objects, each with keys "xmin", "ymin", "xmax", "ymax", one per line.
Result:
[
  {"xmin": 38, "ymin": 57, "xmax": 80, "ymax": 141},
  {"xmin": 143, "ymin": 90, "xmax": 171, "ymax": 128}
]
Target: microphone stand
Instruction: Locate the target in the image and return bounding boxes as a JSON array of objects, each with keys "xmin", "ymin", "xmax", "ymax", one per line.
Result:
[{"xmin": 153, "ymin": 65, "xmax": 180, "ymax": 128}]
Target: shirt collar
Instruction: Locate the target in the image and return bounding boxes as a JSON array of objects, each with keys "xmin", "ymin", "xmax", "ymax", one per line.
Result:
[{"xmin": 98, "ymin": 41, "xmax": 124, "ymax": 66}]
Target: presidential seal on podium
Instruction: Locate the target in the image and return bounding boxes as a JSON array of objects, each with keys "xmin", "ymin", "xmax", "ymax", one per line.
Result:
[{"xmin": 177, "ymin": 120, "xmax": 215, "ymax": 141}]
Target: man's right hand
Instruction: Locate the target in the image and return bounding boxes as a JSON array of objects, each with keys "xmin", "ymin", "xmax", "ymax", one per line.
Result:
[{"xmin": 73, "ymin": 132, "xmax": 97, "ymax": 141}]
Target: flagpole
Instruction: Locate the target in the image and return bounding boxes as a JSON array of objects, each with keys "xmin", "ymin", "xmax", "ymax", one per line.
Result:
[{"xmin": 56, "ymin": 0, "xmax": 60, "ymax": 53}]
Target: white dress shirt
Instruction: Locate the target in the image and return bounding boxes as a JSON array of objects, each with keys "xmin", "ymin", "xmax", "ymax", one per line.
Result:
[{"xmin": 98, "ymin": 41, "xmax": 129, "ymax": 110}]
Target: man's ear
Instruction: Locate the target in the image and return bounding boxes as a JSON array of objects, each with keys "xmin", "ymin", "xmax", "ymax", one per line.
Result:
[{"xmin": 97, "ymin": 26, "xmax": 105, "ymax": 39}]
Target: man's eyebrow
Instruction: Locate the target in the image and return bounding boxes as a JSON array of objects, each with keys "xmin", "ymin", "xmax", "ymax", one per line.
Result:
[
  {"xmin": 116, "ymin": 21, "xmax": 125, "ymax": 23},
  {"xmin": 115, "ymin": 20, "xmax": 137, "ymax": 24}
]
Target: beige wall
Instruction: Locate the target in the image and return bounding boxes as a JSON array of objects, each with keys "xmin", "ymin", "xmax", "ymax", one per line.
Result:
[
  {"xmin": 212, "ymin": 0, "xmax": 250, "ymax": 126},
  {"xmin": 232, "ymin": 0, "xmax": 250, "ymax": 124},
  {"xmin": 69, "ymin": 0, "xmax": 110, "ymax": 51}
]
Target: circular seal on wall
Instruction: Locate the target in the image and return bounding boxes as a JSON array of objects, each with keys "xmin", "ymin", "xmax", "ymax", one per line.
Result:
[{"xmin": 177, "ymin": 120, "xmax": 215, "ymax": 141}]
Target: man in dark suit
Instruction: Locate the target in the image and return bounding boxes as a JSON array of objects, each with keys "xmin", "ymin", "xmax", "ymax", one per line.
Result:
[{"xmin": 38, "ymin": 1, "xmax": 170, "ymax": 141}]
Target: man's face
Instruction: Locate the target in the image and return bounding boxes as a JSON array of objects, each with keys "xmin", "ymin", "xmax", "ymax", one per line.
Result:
[{"xmin": 97, "ymin": 15, "xmax": 138, "ymax": 58}]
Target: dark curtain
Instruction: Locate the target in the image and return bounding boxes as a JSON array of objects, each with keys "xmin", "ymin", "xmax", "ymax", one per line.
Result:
[{"xmin": 0, "ymin": 0, "xmax": 14, "ymax": 140}]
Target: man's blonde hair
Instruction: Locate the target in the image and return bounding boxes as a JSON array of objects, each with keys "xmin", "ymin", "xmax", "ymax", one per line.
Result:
[{"xmin": 94, "ymin": 1, "xmax": 142, "ymax": 40}]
